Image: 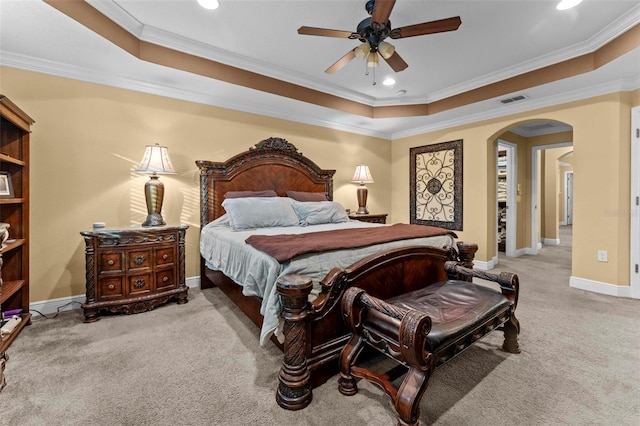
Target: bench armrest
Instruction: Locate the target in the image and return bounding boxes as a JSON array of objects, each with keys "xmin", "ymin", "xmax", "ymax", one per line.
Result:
[
  {"xmin": 342, "ymin": 287, "xmax": 433, "ymax": 368},
  {"xmin": 444, "ymin": 261, "xmax": 519, "ymax": 308}
]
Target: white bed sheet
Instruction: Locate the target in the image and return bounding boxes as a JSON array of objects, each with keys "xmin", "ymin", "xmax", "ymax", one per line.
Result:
[{"xmin": 200, "ymin": 215, "xmax": 457, "ymax": 345}]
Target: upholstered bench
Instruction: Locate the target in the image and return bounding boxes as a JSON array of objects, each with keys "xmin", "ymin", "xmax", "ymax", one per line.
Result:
[{"xmin": 338, "ymin": 261, "xmax": 521, "ymax": 426}]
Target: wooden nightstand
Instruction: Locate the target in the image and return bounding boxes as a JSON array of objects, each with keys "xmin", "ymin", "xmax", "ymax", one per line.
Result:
[
  {"xmin": 348, "ymin": 213, "xmax": 388, "ymax": 224},
  {"xmin": 80, "ymin": 224, "xmax": 189, "ymax": 322}
]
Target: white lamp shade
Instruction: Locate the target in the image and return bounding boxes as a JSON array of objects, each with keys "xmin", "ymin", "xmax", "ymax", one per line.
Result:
[
  {"xmin": 354, "ymin": 42, "xmax": 371, "ymax": 59},
  {"xmin": 135, "ymin": 143, "xmax": 177, "ymax": 174},
  {"xmin": 366, "ymin": 52, "xmax": 379, "ymax": 68},
  {"xmin": 351, "ymin": 164, "xmax": 374, "ymax": 184},
  {"xmin": 378, "ymin": 42, "xmax": 395, "ymax": 60}
]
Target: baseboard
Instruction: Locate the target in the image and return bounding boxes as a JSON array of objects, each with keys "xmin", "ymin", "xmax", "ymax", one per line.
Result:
[
  {"xmin": 513, "ymin": 248, "xmax": 528, "ymax": 257},
  {"xmin": 185, "ymin": 276, "xmax": 200, "ymax": 289},
  {"xmin": 30, "ymin": 275, "xmax": 202, "ymax": 317},
  {"xmin": 543, "ymin": 238, "xmax": 560, "ymax": 246},
  {"xmin": 569, "ymin": 276, "xmax": 634, "ymax": 298},
  {"xmin": 30, "ymin": 294, "xmax": 86, "ymax": 317},
  {"xmin": 473, "ymin": 256, "xmax": 496, "ymax": 270}
]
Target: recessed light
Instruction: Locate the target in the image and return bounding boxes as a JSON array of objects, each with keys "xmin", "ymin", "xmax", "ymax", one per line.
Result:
[
  {"xmin": 556, "ymin": 0, "xmax": 582, "ymax": 10},
  {"xmin": 382, "ymin": 77, "xmax": 396, "ymax": 86},
  {"xmin": 198, "ymin": 0, "xmax": 220, "ymax": 10},
  {"xmin": 397, "ymin": 89, "xmax": 407, "ymax": 96}
]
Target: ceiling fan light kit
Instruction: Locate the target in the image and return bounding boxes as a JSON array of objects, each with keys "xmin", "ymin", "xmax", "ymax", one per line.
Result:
[
  {"xmin": 354, "ymin": 42, "xmax": 371, "ymax": 59},
  {"xmin": 367, "ymin": 52, "xmax": 380, "ymax": 68},
  {"xmin": 298, "ymin": 0, "xmax": 461, "ymax": 78}
]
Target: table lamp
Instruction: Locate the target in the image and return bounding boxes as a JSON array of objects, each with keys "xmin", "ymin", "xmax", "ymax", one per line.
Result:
[
  {"xmin": 351, "ymin": 164, "xmax": 374, "ymax": 215},
  {"xmin": 135, "ymin": 143, "xmax": 176, "ymax": 227}
]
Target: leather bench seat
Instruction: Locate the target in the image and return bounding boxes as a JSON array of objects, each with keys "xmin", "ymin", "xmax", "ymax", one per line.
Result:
[{"xmin": 386, "ymin": 280, "xmax": 511, "ymax": 353}]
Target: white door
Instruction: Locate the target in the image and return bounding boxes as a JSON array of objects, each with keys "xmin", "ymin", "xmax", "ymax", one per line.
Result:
[{"xmin": 565, "ymin": 171, "xmax": 573, "ymax": 225}]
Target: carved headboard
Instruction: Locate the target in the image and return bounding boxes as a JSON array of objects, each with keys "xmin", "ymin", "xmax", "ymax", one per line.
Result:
[{"xmin": 196, "ymin": 137, "xmax": 336, "ymax": 228}]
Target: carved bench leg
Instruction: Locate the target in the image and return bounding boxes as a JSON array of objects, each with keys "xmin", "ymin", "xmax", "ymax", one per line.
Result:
[
  {"xmin": 276, "ymin": 274, "xmax": 313, "ymax": 410},
  {"xmin": 338, "ymin": 334, "xmax": 365, "ymax": 396},
  {"xmin": 502, "ymin": 314, "xmax": 521, "ymax": 354},
  {"xmin": 395, "ymin": 359, "xmax": 435, "ymax": 426}
]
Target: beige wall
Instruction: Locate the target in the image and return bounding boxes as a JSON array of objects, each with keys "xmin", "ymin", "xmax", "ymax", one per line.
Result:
[
  {"xmin": 1, "ymin": 65, "xmax": 637, "ymax": 303},
  {"xmin": 0, "ymin": 67, "xmax": 390, "ymax": 302},
  {"xmin": 393, "ymin": 91, "xmax": 638, "ymax": 287}
]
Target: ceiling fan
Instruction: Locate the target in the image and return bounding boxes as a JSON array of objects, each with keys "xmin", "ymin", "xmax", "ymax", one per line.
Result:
[{"xmin": 298, "ymin": 0, "xmax": 461, "ymax": 74}]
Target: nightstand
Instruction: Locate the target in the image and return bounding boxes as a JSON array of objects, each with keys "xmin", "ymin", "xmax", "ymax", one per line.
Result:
[
  {"xmin": 80, "ymin": 224, "xmax": 189, "ymax": 322},
  {"xmin": 348, "ymin": 213, "xmax": 388, "ymax": 224}
]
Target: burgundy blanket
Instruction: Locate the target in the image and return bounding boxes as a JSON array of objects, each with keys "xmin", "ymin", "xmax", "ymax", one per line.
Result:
[{"xmin": 245, "ymin": 224, "xmax": 457, "ymax": 263}]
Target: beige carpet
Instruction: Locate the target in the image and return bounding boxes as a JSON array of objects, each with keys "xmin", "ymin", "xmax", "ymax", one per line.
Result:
[{"xmin": 2, "ymin": 226, "xmax": 639, "ymax": 425}]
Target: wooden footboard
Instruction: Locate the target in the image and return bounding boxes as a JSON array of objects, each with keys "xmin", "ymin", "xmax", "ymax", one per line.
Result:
[{"xmin": 275, "ymin": 242, "xmax": 477, "ymax": 410}]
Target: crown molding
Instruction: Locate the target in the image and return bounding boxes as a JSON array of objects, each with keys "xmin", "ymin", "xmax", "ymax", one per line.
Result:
[
  {"xmin": 392, "ymin": 72, "xmax": 640, "ymax": 140},
  {"xmin": 89, "ymin": 0, "xmax": 640, "ymax": 108},
  {"xmin": 0, "ymin": 52, "xmax": 391, "ymax": 139}
]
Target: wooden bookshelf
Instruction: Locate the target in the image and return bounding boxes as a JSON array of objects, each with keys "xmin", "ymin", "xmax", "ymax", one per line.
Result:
[{"xmin": 0, "ymin": 95, "xmax": 34, "ymax": 356}]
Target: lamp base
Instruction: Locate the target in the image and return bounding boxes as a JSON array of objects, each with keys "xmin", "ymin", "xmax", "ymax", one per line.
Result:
[
  {"xmin": 356, "ymin": 184, "xmax": 369, "ymax": 215},
  {"xmin": 142, "ymin": 174, "xmax": 166, "ymax": 227},
  {"xmin": 142, "ymin": 213, "xmax": 166, "ymax": 227}
]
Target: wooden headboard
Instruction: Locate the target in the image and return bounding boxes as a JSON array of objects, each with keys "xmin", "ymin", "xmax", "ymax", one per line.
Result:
[{"xmin": 196, "ymin": 137, "xmax": 336, "ymax": 228}]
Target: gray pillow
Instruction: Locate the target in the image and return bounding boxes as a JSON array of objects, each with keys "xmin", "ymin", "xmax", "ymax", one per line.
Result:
[
  {"xmin": 289, "ymin": 199, "xmax": 349, "ymax": 226},
  {"xmin": 224, "ymin": 190, "xmax": 277, "ymax": 199},
  {"xmin": 222, "ymin": 197, "xmax": 299, "ymax": 230},
  {"xmin": 286, "ymin": 191, "xmax": 329, "ymax": 202}
]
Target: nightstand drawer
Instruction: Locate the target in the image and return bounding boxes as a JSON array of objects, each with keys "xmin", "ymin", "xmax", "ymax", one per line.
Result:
[
  {"xmin": 156, "ymin": 269, "xmax": 176, "ymax": 291},
  {"xmin": 99, "ymin": 277, "xmax": 124, "ymax": 299},
  {"xmin": 127, "ymin": 249, "xmax": 152, "ymax": 270},
  {"xmin": 128, "ymin": 273, "xmax": 152, "ymax": 295},
  {"xmin": 100, "ymin": 252, "xmax": 123, "ymax": 272},
  {"xmin": 156, "ymin": 247, "xmax": 175, "ymax": 266}
]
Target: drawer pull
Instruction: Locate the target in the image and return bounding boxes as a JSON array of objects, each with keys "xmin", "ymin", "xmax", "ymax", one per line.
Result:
[
  {"xmin": 163, "ymin": 276, "xmax": 169, "ymax": 283},
  {"xmin": 134, "ymin": 278, "xmax": 146, "ymax": 289},
  {"xmin": 107, "ymin": 260, "xmax": 115, "ymax": 266},
  {"xmin": 108, "ymin": 284, "xmax": 115, "ymax": 290},
  {"xmin": 134, "ymin": 255, "xmax": 145, "ymax": 265},
  {"xmin": 162, "ymin": 254, "xmax": 168, "ymax": 260}
]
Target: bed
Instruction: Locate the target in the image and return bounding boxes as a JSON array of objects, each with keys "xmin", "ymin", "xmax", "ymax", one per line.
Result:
[{"xmin": 196, "ymin": 137, "xmax": 478, "ymax": 410}]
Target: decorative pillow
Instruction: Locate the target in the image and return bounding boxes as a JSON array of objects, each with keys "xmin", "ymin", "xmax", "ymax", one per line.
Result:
[
  {"xmin": 286, "ymin": 191, "xmax": 329, "ymax": 202},
  {"xmin": 222, "ymin": 197, "xmax": 299, "ymax": 230},
  {"xmin": 289, "ymin": 199, "xmax": 349, "ymax": 226},
  {"xmin": 224, "ymin": 190, "xmax": 278, "ymax": 199}
]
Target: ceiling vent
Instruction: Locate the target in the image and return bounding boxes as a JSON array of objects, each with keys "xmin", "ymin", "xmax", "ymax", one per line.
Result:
[{"xmin": 499, "ymin": 94, "xmax": 528, "ymax": 104}]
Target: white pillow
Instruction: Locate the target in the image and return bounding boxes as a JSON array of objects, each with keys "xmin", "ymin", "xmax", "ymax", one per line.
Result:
[
  {"xmin": 289, "ymin": 199, "xmax": 349, "ymax": 226},
  {"xmin": 222, "ymin": 197, "xmax": 300, "ymax": 230}
]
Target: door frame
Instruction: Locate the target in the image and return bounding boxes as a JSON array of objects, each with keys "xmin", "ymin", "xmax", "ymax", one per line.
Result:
[
  {"xmin": 631, "ymin": 106, "xmax": 640, "ymax": 299},
  {"xmin": 498, "ymin": 140, "xmax": 517, "ymax": 257},
  {"xmin": 530, "ymin": 141, "xmax": 573, "ymax": 255}
]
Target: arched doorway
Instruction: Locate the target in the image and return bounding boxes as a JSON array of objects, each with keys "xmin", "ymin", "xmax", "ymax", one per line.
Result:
[{"xmin": 490, "ymin": 119, "xmax": 573, "ymax": 268}]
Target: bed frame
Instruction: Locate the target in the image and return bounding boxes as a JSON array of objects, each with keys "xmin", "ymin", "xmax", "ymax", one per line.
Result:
[{"xmin": 196, "ymin": 137, "xmax": 478, "ymax": 410}]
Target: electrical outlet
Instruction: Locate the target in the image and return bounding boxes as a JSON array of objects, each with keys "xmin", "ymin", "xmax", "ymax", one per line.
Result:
[{"xmin": 597, "ymin": 250, "xmax": 608, "ymax": 262}]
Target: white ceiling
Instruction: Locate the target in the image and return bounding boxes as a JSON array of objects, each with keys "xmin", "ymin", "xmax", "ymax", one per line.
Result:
[{"xmin": 1, "ymin": 0, "xmax": 639, "ymax": 139}]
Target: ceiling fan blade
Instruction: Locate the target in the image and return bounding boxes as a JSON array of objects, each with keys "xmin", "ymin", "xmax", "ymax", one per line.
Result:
[
  {"xmin": 383, "ymin": 50, "xmax": 408, "ymax": 72},
  {"xmin": 390, "ymin": 16, "xmax": 462, "ymax": 39},
  {"xmin": 325, "ymin": 49, "xmax": 356, "ymax": 74},
  {"xmin": 371, "ymin": 0, "xmax": 396, "ymax": 26},
  {"xmin": 298, "ymin": 26, "xmax": 356, "ymax": 39}
]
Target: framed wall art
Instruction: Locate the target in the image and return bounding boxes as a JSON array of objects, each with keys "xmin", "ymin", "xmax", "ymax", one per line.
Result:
[
  {"xmin": 410, "ymin": 139, "xmax": 463, "ymax": 230},
  {"xmin": 0, "ymin": 172, "xmax": 14, "ymax": 198}
]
